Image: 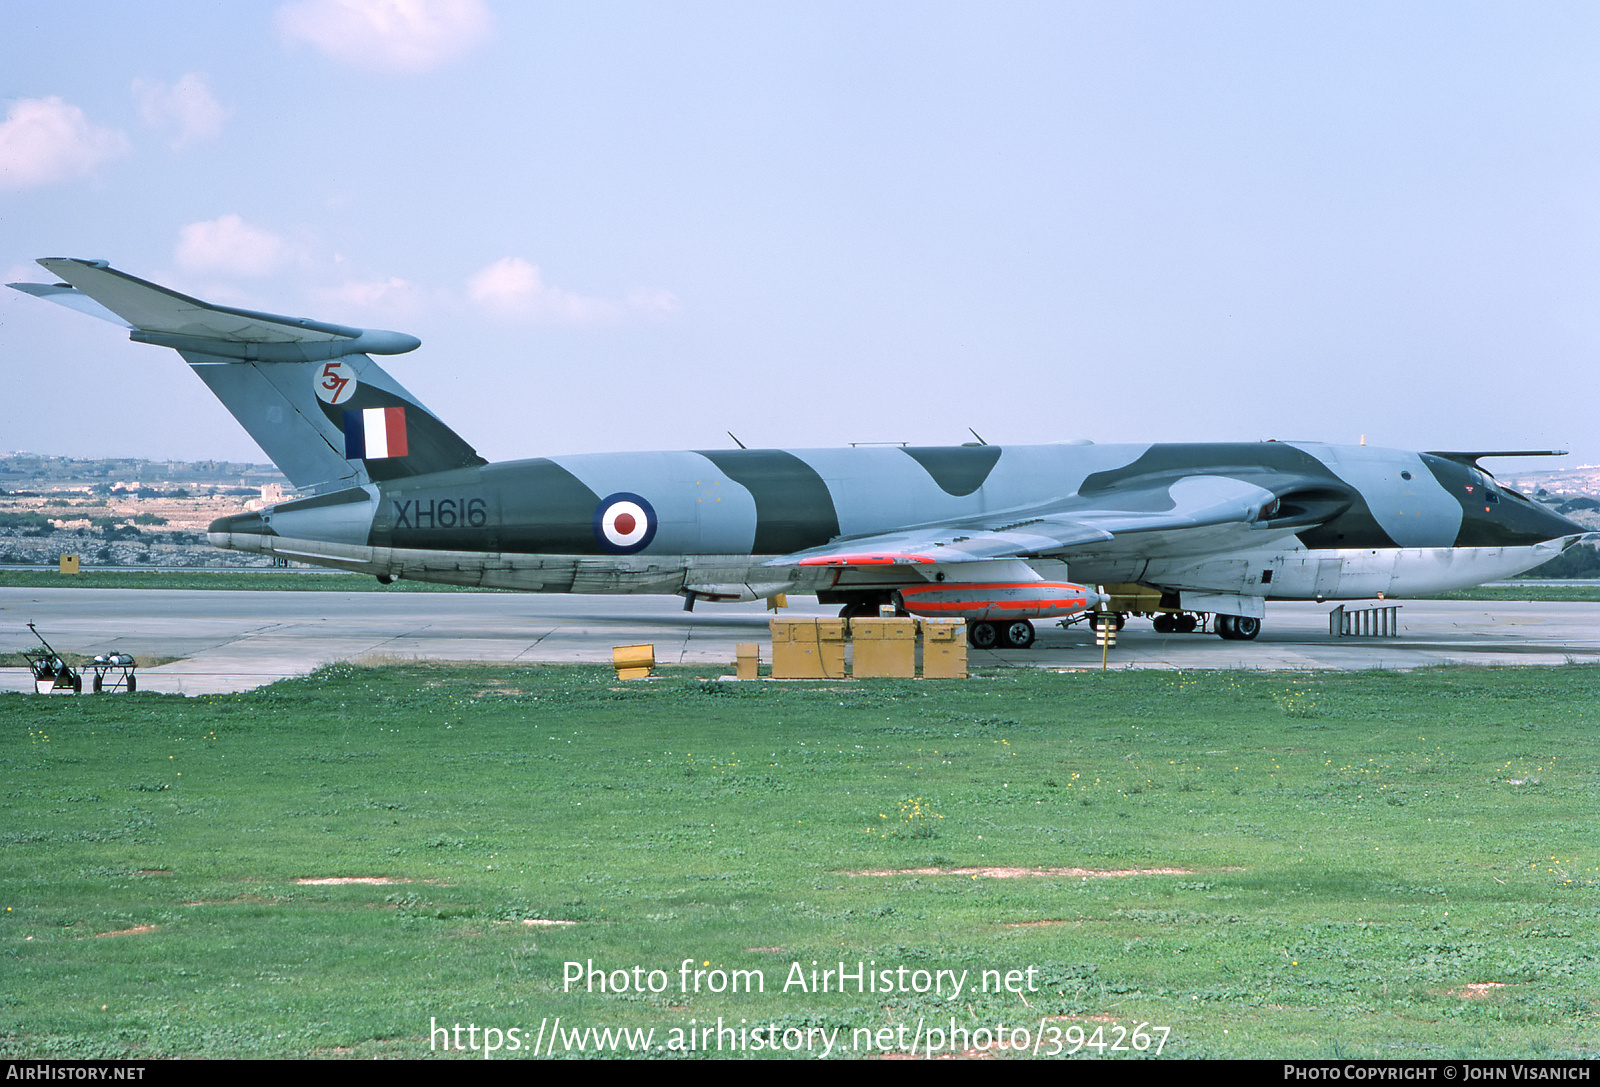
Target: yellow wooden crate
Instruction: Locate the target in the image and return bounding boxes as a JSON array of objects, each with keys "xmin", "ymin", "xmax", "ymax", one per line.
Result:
[
  {"xmin": 849, "ymin": 617, "xmax": 917, "ymax": 678},
  {"xmin": 769, "ymin": 618, "xmax": 846, "ymax": 679},
  {"xmin": 918, "ymin": 618, "xmax": 968, "ymax": 679}
]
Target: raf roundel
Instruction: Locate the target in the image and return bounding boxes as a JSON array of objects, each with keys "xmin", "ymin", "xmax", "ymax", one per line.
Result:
[{"xmin": 594, "ymin": 493, "xmax": 658, "ymax": 554}]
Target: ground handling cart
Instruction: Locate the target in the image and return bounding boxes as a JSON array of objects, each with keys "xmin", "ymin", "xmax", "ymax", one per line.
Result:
[
  {"xmin": 90, "ymin": 652, "xmax": 138, "ymax": 693},
  {"xmin": 24, "ymin": 623, "xmax": 81, "ymax": 694}
]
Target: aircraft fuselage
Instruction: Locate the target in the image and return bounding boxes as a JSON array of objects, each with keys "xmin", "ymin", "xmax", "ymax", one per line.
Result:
[{"xmin": 209, "ymin": 440, "xmax": 1586, "ymax": 612}]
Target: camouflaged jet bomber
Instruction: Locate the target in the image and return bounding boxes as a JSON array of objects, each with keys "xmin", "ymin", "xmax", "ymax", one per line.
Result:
[{"xmin": 11, "ymin": 258, "xmax": 1592, "ymax": 650}]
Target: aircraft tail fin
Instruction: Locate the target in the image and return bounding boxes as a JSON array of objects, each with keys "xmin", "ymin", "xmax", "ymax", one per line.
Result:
[{"xmin": 9, "ymin": 258, "xmax": 485, "ymax": 491}]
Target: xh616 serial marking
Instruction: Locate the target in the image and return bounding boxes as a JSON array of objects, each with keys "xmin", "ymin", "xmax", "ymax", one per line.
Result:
[{"xmin": 391, "ymin": 497, "xmax": 488, "ymax": 531}]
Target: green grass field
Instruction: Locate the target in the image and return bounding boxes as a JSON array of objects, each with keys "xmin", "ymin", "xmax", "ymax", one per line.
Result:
[
  {"xmin": 1425, "ymin": 586, "xmax": 1600, "ymax": 603},
  {"xmin": 3, "ymin": 664, "xmax": 1596, "ymax": 1060}
]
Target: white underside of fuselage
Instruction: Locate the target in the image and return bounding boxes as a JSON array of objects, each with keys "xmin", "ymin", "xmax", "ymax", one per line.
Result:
[
  {"xmin": 211, "ymin": 529, "xmax": 1573, "ymax": 611},
  {"xmin": 1131, "ymin": 538, "xmax": 1574, "ymax": 601}
]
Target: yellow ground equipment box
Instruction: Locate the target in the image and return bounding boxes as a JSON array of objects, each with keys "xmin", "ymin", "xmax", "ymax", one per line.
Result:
[
  {"xmin": 918, "ymin": 618, "xmax": 968, "ymax": 679},
  {"xmin": 59, "ymin": 554, "xmax": 80, "ymax": 574},
  {"xmin": 611, "ymin": 643, "xmax": 655, "ymax": 680},
  {"xmin": 769, "ymin": 618, "xmax": 847, "ymax": 678},
  {"xmin": 1102, "ymin": 582, "xmax": 1162, "ymax": 613},
  {"xmin": 848, "ymin": 617, "xmax": 917, "ymax": 678},
  {"xmin": 735, "ymin": 642, "xmax": 760, "ymax": 680}
]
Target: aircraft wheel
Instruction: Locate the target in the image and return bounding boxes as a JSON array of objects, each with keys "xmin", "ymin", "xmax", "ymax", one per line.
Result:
[
  {"xmin": 126, "ymin": 674, "xmax": 137, "ymax": 693},
  {"xmin": 1001, "ymin": 620, "xmax": 1035, "ymax": 649},
  {"xmin": 839, "ymin": 603, "xmax": 875, "ymax": 619},
  {"xmin": 1216, "ymin": 615, "xmax": 1261, "ymax": 641},
  {"xmin": 968, "ymin": 621, "xmax": 1000, "ymax": 649},
  {"xmin": 70, "ymin": 675, "xmax": 82, "ymax": 694},
  {"xmin": 1176, "ymin": 613, "xmax": 1198, "ymax": 634},
  {"xmin": 1152, "ymin": 613, "xmax": 1175, "ymax": 634},
  {"xmin": 93, "ymin": 674, "xmax": 103, "ymax": 693}
]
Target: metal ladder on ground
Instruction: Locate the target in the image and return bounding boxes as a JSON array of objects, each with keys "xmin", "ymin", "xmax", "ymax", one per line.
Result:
[{"xmin": 1329, "ymin": 603, "xmax": 1402, "ymax": 637}]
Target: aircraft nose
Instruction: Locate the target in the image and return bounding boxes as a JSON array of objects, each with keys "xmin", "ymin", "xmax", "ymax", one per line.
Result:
[{"xmin": 1525, "ymin": 499, "xmax": 1592, "ymax": 543}]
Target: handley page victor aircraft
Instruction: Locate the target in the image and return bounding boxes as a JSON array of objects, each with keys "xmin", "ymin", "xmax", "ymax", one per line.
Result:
[{"xmin": 11, "ymin": 258, "xmax": 1591, "ymax": 649}]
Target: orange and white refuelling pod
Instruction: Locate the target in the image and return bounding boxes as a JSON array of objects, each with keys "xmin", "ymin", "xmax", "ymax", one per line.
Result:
[{"xmin": 896, "ymin": 581, "xmax": 1102, "ymax": 620}]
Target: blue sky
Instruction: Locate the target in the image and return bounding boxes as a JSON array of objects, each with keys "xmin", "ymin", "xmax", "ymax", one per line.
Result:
[{"xmin": 3, "ymin": 2, "xmax": 1597, "ymax": 471}]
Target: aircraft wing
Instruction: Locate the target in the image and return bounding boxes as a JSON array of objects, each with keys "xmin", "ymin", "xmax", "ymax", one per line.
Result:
[
  {"xmin": 766, "ymin": 471, "xmax": 1355, "ymax": 569},
  {"xmin": 767, "ymin": 516, "xmax": 1113, "ymax": 567}
]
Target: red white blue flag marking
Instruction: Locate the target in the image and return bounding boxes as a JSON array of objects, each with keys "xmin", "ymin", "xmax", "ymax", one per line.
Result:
[{"xmin": 344, "ymin": 406, "xmax": 409, "ymax": 460}]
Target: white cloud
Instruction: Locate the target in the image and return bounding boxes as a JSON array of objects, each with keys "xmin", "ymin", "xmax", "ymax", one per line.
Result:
[
  {"xmin": 467, "ymin": 257, "xmax": 683, "ymax": 323},
  {"xmin": 0, "ymin": 97, "xmax": 129, "ymax": 190},
  {"xmin": 175, "ymin": 216, "xmax": 291, "ymax": 277},
  {"xmin": 321, "ymin": 276, "xmax": 416, "ymax": 308},
  {"xmin": 275, "ymin": 0, "xmax": 492, "ymax": 74},
  {"xmin": 313, "ymin": 276, "xmax": 431, "ymax": 320},
  {"xmin": 467, "ymin": 258, "xmax": 620, "ymax": 323},
  {"xmin": 134, "ymin": 74, "xmax": 229, "ymax": 148}
]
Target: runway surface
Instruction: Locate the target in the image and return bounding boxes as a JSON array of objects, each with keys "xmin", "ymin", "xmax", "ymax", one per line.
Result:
[{"xmin": 3, "ymin": 588, "xmax": 1597, "ymax": 695}]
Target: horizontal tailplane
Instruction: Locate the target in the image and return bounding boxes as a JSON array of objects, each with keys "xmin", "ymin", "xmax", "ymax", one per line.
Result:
[{"xmin": 9, "ymin": 259, "xmax": 485, "ymax": 491}]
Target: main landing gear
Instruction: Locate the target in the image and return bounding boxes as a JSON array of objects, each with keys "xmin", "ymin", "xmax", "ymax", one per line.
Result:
[
  {"xmin": 1141, "ymin": 611, "xmax": 1262, "ymax": 640},
  {"xmin": 1214, "ymin": 614, "xmax": 1261, "ymax": 641},
  {"xmin": 1150, "ymin": 612, "xmax": 1199, "ymax": 634},
  {"xmin": 965, "ymin": 611, "xmax": 1262, "ymax": 647},
  {"xmin": 967, "ymin": 619, "xmax": 1035, "ymax": 650}
]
